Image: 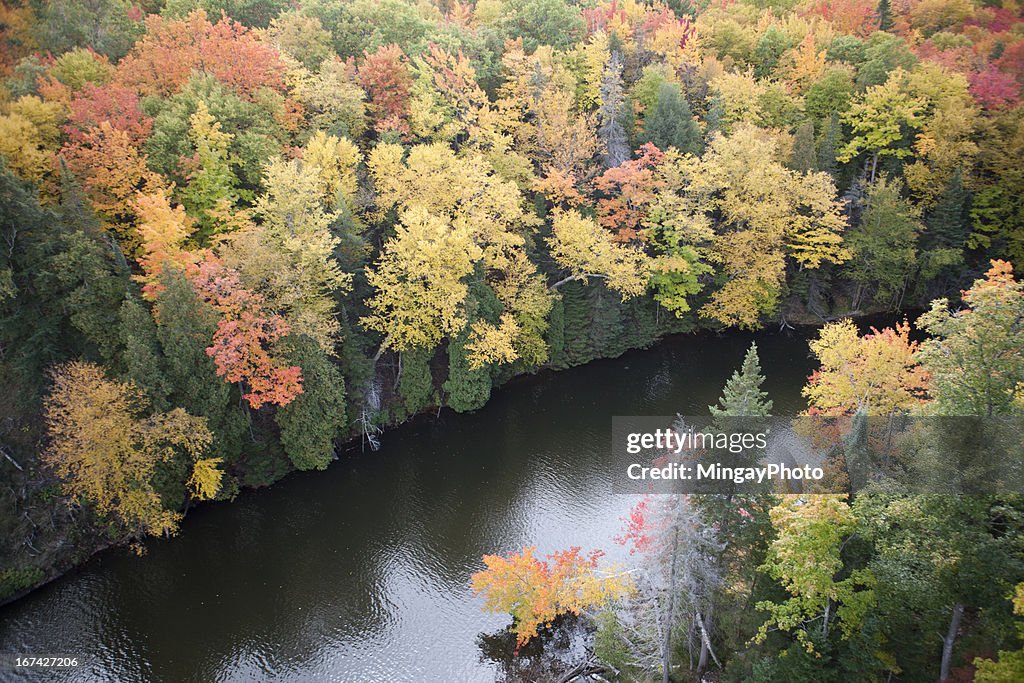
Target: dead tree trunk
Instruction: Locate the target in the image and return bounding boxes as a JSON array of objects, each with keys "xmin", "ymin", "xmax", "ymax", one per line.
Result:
[{"xmin": 939, "ymin": 603, "xmax": 964, "ymax": 681}]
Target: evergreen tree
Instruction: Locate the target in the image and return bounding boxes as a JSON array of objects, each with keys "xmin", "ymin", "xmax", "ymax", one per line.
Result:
[
  {"xmin": 925, "ymin": 169, "xmax": 968, "ymax": 249},
  {"xmin": 876, "ymin": 0, "xmax": 893, "ymax": 32},
  {"xmin": 817, "ymin": 112, "xmax": 842, "ymax": 179},
  {"xmin": 789, "ymin": 121, "xmax": 817, "ymax": 173},
  {"xmin": 709, "ymin": 342, "xmax": 773, "ymax": 418},
  {"xmin": 588, "ymin": 288, "xmax": 627, "ymax": 359},
  {"xmin": 444, "ymin": 327, "xmax": 493, "ymax": 413},
  {"xmin": 622, "ymin": 297, "xmax": 659, "ymax": 351},
  {"xmin": 277, "ymin": 336, "xmax": 346, "ymax": 471},
  {"xmin": 753, "ymin": 26, "xmax": 789, "ymax": 79},
  {"xmin": 119, "ymin": 296, "xmax": 172, "ymax": 411},
  {"xmin": 444, "ymin": 280, "xmax": 501, "ymax": 413},
  {"xmin": 561, "ymin": 280, "xmax": 594, "ymax": 366},
  {"xmin": 705, "ymin": 95, "xmax": 724, "ymax": 144},
  {"xmin": 545, "ymin": 296, "xmax": 568, "ymax": 369},
  {"xmin": 398, "ymin": 348, "xmax": 435, "ymax": 417},
  {"xmin": 641, "ymin": 82, "xmax": 702, "ymax": 155},
  {"xmin": 48, "ymin": 231, "xmax": 129, "ymax": 364},
  {"xmin": 154, "ymin": 270, "xmax": 247, "ymax": 467}
]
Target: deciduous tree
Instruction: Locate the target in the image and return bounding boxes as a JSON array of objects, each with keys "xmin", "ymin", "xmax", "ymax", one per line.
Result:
[
  {"xmin": 43, "ymin": 361, "xmax": 214, "ymax": 537},
  {"xmin": 472, "ymin": 545, "xmax": 631, "ymax": 647}
]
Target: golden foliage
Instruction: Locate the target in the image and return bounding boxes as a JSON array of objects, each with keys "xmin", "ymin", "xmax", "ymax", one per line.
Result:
[{"xmin": 43, "ymin": 361, "xmax": 213, "ymax": 537}]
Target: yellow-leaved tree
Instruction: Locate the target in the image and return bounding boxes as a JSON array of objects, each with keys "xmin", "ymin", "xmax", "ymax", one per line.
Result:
[
  {"xmin": 547, "ymin": 209, "xmax": 651, "ymax": 298},
  {"xmin": 676, "ymin": 124, "xmax": 849, "ymax": 328},
  {"xmin": 363, "ymin": 205, "xmax": 483, "ymax": 357},
  {"xmin": 471, "ymin": 545, "xmax": 633, "ymax": 647},
  {"xmin": 43, "ymin": 361, "xmax": 219, "ymax": 538},
  {"xmin": 803, "ymin": 319, "xmax": 930, "ymax": 416},
  {"xmin": 363, "ymin": 142, "xmax": 552, "ymax": 367},
  {"xmin": 221, "ymin": 156, "xmax": 353, "ymax": 352}
]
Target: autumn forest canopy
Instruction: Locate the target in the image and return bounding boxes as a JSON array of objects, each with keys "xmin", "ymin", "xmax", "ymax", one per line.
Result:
[{"xmin": 1, "ymin": 0, "xmax": 1024, "ymax": 679}]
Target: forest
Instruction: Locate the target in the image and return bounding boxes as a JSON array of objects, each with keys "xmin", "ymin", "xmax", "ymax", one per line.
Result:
[{"xmin": 0, "ymin": 0, "xmax": 1022, "ymax": 679}]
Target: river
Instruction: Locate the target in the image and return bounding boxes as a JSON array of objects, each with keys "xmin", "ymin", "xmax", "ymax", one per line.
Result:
[{"xmin": 0, "ymin": 328, "xmax": 817, "ymax": 682}]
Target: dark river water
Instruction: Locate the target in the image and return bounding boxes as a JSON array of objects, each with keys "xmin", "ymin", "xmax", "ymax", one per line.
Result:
[{"xmin": 0, "ymin": 328, "xmax": 818, "ymax": 682}]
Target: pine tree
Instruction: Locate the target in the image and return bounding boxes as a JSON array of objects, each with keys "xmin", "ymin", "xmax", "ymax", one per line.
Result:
[
  {"xmin": 641, "ymin": 82, "xmax": 702, "ymax": 156},
  {"xmin": 709, "ymin": 342, "xmax": 773, "ymax": 418}
]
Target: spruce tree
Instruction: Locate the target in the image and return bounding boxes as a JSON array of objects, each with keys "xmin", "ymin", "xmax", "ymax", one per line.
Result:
[
  {"xmin": 709, "ymin": 342, "xmax": 773, "ymax": 418},
  {"xmin": 876, "ymin": 0, "xmax": 893, "ymax": 31},
  {"xmin": 641, "ymin": 82, "xmax": 702, "ymax": 155},
  {"xmin": 925, "ymin": 169, "xmax": 968, "ymax": 249}
]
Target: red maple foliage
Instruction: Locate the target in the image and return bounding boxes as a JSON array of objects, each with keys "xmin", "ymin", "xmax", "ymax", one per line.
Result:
[
  {"xmin": 115, "ymin": 10, "xmax": 286, "ymax": 99},
  {"xmin": 67, "ymin": 83, "xmax": 152, "ymax": 145},
  {"xmin": 191, "ymin": 258, "xmax": 303, "ymax": 409},
  {"xmin": 358, "ymin": 44, "xmax": 413, "ymax": 137},
  {"xmin": 969, "ymin": 64, "xmax": 1021, "ymax": 110}
]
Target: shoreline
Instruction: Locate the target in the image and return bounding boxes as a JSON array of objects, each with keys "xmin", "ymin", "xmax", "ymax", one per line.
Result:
[{"xmin": 0, "ymin": 305, "xmax": 906, "ymax": 611}]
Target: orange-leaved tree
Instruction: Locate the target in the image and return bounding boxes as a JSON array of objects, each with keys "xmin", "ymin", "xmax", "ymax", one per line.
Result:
[
  {"xmin": 471, "ymin": 545, "xmax": 633, "ymax": 646},
  {"xmin": 191, "ymin": 258, "xmax": 303, "ymax": 409},
  {"xmin": 803, "ymin": 319, "xmax": 931, "ymax": 416}
]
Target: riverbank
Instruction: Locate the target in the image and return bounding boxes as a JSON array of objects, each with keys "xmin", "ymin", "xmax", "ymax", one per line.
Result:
[
  {"xmin": 0, "ymin": 303, "xmax": 904, "ymax": 610},
  {"xmin": 0, "ymin": 321, "xmax": 825, "ymax": 679}
]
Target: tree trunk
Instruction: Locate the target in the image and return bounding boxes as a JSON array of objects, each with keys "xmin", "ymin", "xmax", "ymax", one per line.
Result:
[
  {"xmin": 663, "ymin": 526, "xmax": 680, "ymax": 683},
  {"xmin": 822, "ymin": 597, "xmax": 831, "ymax": 640},
  {"xmin": 548, "ymin": 273, "xmax": 608, "ymax": 292},
  {"xmin": 696, "ymin": 608, "xmax": 721, "ymax": 671},
  {"xmin": 939, "ymin": 603, "xmax": 964, "ymax": 681}
]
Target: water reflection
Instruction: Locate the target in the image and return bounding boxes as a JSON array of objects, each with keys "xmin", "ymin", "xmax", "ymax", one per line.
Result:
[{"xmin": 0, "ymin": 328, "xmax": 814, "ymax": 681}]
